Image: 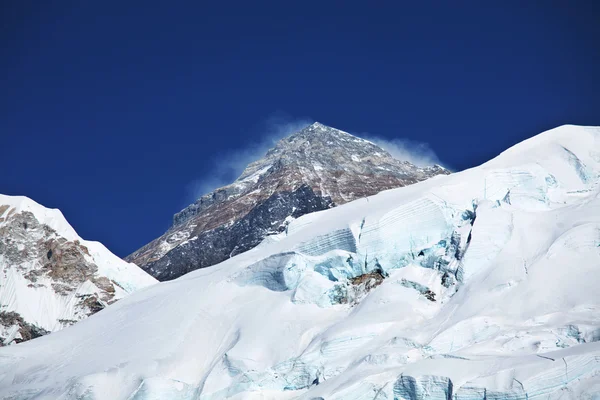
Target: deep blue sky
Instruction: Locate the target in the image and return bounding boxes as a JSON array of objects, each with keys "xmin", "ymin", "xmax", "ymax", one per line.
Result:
[{"xmin": 1, "ymin": 1, "xmax": 599, "ymax": 257}]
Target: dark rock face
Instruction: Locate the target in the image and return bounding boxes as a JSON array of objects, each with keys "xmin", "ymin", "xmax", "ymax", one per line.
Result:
[
  {"xmin": 145, "ymin": 185, "xmax": 332, "ymax": 280},
  {"xmin": 128, "ymin": 122, "xmax": 450, "ymax": 281}
]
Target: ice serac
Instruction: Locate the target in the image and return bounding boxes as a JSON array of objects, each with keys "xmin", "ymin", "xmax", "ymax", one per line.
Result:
[
  {"xmin": 394, "ymin": 375, "xmax": 453, "ymax": 400},
  {"xmin": 0, "ymin": 195, "xmax": 157, "ymax": 345},
  {"xmin": 126, "ymin": 122, "xmax": 449, "ymax": 281},
  {"xmin": 2, "ymin": 125, "xmax": 600, "ymax": 399}
]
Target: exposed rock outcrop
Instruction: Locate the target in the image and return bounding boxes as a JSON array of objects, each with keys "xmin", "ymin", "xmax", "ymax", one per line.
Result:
[{"xmin": 0, "ymin": 195, "xmax": 157, "ymax": 345}]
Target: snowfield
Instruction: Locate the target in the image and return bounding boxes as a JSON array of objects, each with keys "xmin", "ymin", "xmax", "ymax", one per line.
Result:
[{"xmin": 1, "ymin": 125, "xmax": 600, "ymax": 399}]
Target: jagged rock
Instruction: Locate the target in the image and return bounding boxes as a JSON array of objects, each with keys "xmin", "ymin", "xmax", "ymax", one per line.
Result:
[
  {"xmin": 0, "ymin": 312, "xmax": 49, "ymax": 346},
  {"xmin": 127, "ymin": 122, "xmax": 449, "ymax": 281},
  {"xmin": 80, "ymin": 295, "xmax": 105, "ymax": 315},
  {"xmin": 339, "ymin": 269, "xmax": 388, "ymax": 305},
  {"xmin": 350, "ymin": 270, "xmax": 386, "ymax": 288}
]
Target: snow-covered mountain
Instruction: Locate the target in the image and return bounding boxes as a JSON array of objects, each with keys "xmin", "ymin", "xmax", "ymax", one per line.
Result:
[
  {"xmin": 127, "ymin": 122, "xmax": 448, "ymax": 281},
  {"xmin": 2, "ymin": 125, "xmax": 600, "ymax": 399},
  {"xmin": 0, "ymin": 195, "xmax": 157, "ymax": 345}
]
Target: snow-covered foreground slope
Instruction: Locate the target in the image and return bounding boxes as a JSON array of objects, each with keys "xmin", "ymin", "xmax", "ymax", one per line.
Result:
[
  {"xmin": 0, "ymin": 195, "xmax": 157, "ymax": 345},
  {"xmin": 2, "ymin": 125, "xmax": 600, "ymax": 399}
]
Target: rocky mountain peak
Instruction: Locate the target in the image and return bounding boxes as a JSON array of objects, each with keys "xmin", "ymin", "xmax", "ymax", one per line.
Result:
[
  {"xmin": 126, "ymin": 123, "xmax": 449, "ymax": 281},
  {"xmin": 278, "ymin": 121, "xmax": 360, "ymax": 142},
  {"xmin": 267, "ymin": 122, "xmax": 385, "ymax": 158},
  {"xmin": 238, "ymin": 122, "xmax": 427, "ymax": 185}
]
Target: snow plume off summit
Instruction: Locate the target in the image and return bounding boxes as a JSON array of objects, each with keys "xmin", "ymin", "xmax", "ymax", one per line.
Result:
[{"xmin": 186, "ymin": 116, "xmax": 315, "ymax": 202}]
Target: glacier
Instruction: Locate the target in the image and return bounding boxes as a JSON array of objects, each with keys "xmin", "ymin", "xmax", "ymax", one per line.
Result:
[{"xmin": 1, "ymin": 125, "xmax": 600, "ymax": 398}]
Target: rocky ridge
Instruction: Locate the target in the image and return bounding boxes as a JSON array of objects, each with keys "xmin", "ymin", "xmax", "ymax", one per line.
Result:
[{"xmin": 0, "ymin": 195, "xmax": 157, "ymax": 345}]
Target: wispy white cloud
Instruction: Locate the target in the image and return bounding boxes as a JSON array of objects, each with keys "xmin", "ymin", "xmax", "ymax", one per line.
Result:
[
  {"xmin": 186, "ymin": 114, "xmax": 313, "ymax": 202},
  {"xmin": 358, "ymin": 134, "xmax": 444, "ymax": 168}
]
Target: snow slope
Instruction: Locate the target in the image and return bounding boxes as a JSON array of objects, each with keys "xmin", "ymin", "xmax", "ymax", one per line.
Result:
[
  {"xmin": 0, "ymin": 195, "xmax": 157, "ymax": 343},
  {"xmin": 1, "ymin": 125, "xmax": 600, "ymax": 399}
]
